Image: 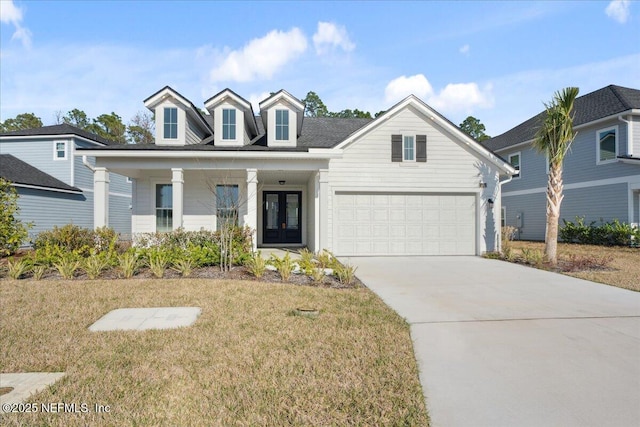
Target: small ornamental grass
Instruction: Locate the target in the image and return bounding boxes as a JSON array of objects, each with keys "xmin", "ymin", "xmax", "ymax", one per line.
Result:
[
  {"xmin": 53, "ymin": 255, "xmax": 81, "ymax": 279},
  {"xmin": 117, "ymin": 251, "xmax": 141, "ymax": 279},
  {"xmin": 147, "ymin": 249, "xmax": 170, "ymax": 278},
  {"xmin": 333, "ymin": 262, "xmax": 358, "ymax": 285},
  {"xmin": 245, "ymin": 251, "xmax": 267, "ymax": 278},
  {"xmin": 31, "ymin": 264, "xmax": 48, "ymax": 281},
  {"xmin": 171, "ymin": 257, "xmax": 194, "ymax": 277},
  {"xmin": 7, "ymin": 258, "xmax": 31, "ymax": 280},
  {"xmin": 269, "ymin": 252, "xmax": 295, "ymax": 282},
  {"xmin": 82, "ymin": 254, "xmax": 111, "ymax": 280}
]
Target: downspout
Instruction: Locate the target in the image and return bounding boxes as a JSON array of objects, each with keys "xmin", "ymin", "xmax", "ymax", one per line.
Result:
[
  {"xmin": 82, "ymin": 155, "xmax": 96, "ymax": 172},
  {"xmin": 618, "ymin": 115, "xmax": 633, "ymax": 156},
  {"xmin": 496, "ymin": 173, "xmax": 514, "ymax": 252}
]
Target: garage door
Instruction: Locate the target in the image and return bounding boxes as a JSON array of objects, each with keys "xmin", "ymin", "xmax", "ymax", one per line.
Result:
[{"xmin": 334, "ymin": 193, "xmax": 476, "ymax": 255}]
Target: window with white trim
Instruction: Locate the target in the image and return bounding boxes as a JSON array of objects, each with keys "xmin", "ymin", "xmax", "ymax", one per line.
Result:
[
  {"xmin": 508, "ymin": 152, "xmax": 520, "ymax": 178},
  {"xmin": 275, "ymin": 110, "xmax": 289, "ymax": 140},
  {"xmin": 222, "ymin": 108, "xmax": 236, "ymax": 140},
  {"xmin": 216, "ymin": 185, "xmax": 239, "ymax": 230},
  {"xmin": 53, "ymin": 141, "xmax": 67, "ymax": 160},
  {"xmin": 597, "ymin": 126, "xmax": 618, "ymax": 164},
  {"xmin": 155, "ymin": 184, "xmax": 173, "ymax": 232},
  {"xmin": 163, "ymin": 107, "xmax": 178, "ymax": 139},
  {"xmin": 403, "ymin": 136, "xmax": 415, "ymax": 161}
]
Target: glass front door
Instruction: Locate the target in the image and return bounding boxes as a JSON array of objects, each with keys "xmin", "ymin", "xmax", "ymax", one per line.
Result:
[{"xmin": 263, "ymin": 191, "xmax": 302, "ymax": 244}]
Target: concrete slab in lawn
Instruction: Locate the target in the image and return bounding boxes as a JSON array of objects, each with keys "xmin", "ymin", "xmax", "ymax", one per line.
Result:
[
  {"xmin": 348, "ymin": 256, "xmax": 640, "ymax": 427},
  {"xmin": 89, "ymin": 307, "xmax": 201, "ymax": 332},
  {"xmin": 1, "ymin": 372, "xmax": 65, "ymax": 408}
]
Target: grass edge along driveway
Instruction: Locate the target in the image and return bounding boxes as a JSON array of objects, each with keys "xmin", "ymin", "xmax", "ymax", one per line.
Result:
[{"xmin": 0, "ymin": 278, "xmax": 429, "ymax": 426}]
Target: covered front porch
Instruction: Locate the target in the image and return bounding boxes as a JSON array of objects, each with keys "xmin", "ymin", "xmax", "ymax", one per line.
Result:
[{"xmin": 87, "ymin": 155, "xmax": 330, "ymax": 252}]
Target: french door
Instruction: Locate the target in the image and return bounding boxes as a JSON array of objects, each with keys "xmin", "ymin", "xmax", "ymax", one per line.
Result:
[{"xmin": 263, "ymin": 191, "xmax": 302, "ymax": 244}]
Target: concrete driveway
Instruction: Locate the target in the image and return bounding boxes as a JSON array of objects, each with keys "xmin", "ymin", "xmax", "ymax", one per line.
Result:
[{"xmin": 347, "ymin": 256, "xmax": 640, "ymax": 427}]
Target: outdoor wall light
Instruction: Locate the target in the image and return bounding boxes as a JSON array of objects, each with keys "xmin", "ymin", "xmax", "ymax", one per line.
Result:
[
  {"xmin": 479, "ymin": 182, "xmax": 487, "ymax": 188},
  {"xmin": 279, "ymin": 180, "xmax": 286, "ymax": 185},
  {"xmin": 487, "ymin": 198, "xmax": 494, "ymax": 208}
]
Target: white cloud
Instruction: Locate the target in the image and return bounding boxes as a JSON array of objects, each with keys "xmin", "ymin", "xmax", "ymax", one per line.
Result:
[
  {"xmin": 384, "ymin": 74, "xmax": 434, "ymax": 103},
  {"xmin": 605, "ymin": 0, "xmax": 630, "ymax": 23},
  {"xmin": 313, "ymin": 21, "xmax": 355, "ymax": 55},
  {"xmin": 210, "ymin": 28, "xmax": 307, "ymax": 83},
  {"xmin": 459, "ymin": 44, "xmax": 470, "ymax": 55},
  {"xmin": 0, "ymin": 0, "xmax": 32, "ymax": 48},
  {"xmin": 385, "ymin": 74, "xmax": 493, "ymax": 115}
]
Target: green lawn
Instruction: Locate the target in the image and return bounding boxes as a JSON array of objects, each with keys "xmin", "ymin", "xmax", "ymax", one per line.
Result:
[{"xmin": 0, "ymin": 278, "xmax": 429, "ymax": 426}]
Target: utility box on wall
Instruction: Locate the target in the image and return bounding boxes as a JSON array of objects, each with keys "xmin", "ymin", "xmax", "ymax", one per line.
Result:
[{"xmin": 516, "ymin": 212, "xmax": 523, "ymax": 228}]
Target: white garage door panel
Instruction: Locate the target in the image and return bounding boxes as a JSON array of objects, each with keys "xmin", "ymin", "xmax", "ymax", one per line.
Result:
[{"xmin": 334, "ymin": 193, "xmax": 476, "ymax": 256}]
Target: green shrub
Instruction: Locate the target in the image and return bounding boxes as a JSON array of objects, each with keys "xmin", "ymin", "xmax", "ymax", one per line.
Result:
[
  {"xmin": 245, "ymin": 251, "xmax": 267, "ymax": 278},
  {"xmin": 118, "ymin": 250, "xmax": 141, "ymax": 279},
  {"xmin": 521, "ymin": 248, "xmax": 544, "ymax": 266},
  {"xmin": 0, "ymin": 178, "xmax": 32, "ymax": 256},
  {"xmin": 315, "ymin": 250, "xmax": 336, "ymax": 269},
  {"xmin": 269, "ymin": 252, "xmax": 295, "ymax": 282},
  {"xmin": 309, "ymin": 267, "xmax": 326, "ymax": 285},
  {"xmin": 30, "ymin": 243, "xmax": 65, "ymax": 267},
  {"xmin": 7, "ymin": 258, "xmax": 31, "ymax": 279},
  {"xmin": 53, "ymin": 254, "xmax": 81, "ymax": 279},
  {"xmin": 94, "ymin": 226, "xmax": 119, "ymax": 253},
  {"xmin": 560, "ymin": 217, "xmax": 639, "ymax": 246},
  {"xmin": 33, "ymin": 224, "xmax": 95, "ymax": 256},
  {"xmin": 297, "ymin": 248, "xmax": 316, "ymax": 274},
  {"xmin": 187, "ymin": 242, "xmax": 221, "ymax": 267}
]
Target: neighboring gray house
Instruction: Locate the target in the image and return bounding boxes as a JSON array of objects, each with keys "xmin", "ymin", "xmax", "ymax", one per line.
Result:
[
  {"xmin": 77, "ymin": 86, "xmax": 514, "ymax": 256},
  {"xmin": 483, "ymin": 85, "xmax": 640, "ymax": 241},
  {"xmin": 0, "ymin": 124, "xmax": 132, "ymax": 240}
]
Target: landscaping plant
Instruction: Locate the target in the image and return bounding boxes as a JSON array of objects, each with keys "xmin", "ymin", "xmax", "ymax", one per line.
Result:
[
  {"xmin": 31, "ymin": 264, "xmax": 48, "ymax": 281},
  {"xmin": 0, "ymin": 178, "xmax": 32, "ymax": 256},
  {"xmin": 82, "ymin": 254, "xmax": 110, "ymax": 279},
  {"xmin": 148, "ymin": 248, "xmax": 170, "ymax": 278},
  {"xmin": 7, "ymin": 258, "xmax": 31, "ymax": 279},
  {"xmin": 53, "ymin": 254, "xmax": 81, "ymax": 279},
  {"xmin": 334, "ymin": 262, "xmax": 358, "ymax": 286},
  {"xmin": 172, "ymin": 257, "xmax": 194, "ymax": 277},
  {"xmin": 118, "ymin": 251, "xmax": 141, "ymax": 279},
  {"xmin": 269, "ymin": 252, "xmax": 295, "ymax": 282},
  {"xmin": 245, "ymin": 251, "xmax": 267, "ymax": 278}
]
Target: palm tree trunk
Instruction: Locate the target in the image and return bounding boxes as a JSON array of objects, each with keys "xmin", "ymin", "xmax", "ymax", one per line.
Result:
[{"xmin": 545, "ymin": 163, "xmax": 564, "ymax": 265}]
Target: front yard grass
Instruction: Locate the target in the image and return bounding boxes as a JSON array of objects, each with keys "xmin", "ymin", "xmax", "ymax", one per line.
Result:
[
  {"xmin": 510, "ymin": 241, "xmax": 640, "ymax": 292},
  {"xmin": 0, "ymin": 278, "xmax": 428, "ymax": 426}
]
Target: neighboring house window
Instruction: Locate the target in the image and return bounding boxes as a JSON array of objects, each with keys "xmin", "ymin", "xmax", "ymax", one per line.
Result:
[
  {"xmin": 216, "ymin": 185, "xmax": 239, "ymax": 230},
  {"xmin": 156, "ymin": 184, "xmax": 173, "ymax": 232},
  {"xmin": 164, "ymin": 107, "xmax": 178, "ymax": 139},
  {"xmin": 403, "ymin": 136, "xmax": 415, "ymax": 161},
  {"xmin": 508, "ymin": 152, "xmax": 521, "ymax": 178},
  {"xmin": 53, "ymin": 141, "xmax": 67, "ymax": 160},
  {"xmin": 392, "ymin": 134, "xmax": 427, "ymax": 162},
  {"xmin": 276, "ymin": 110, "xmax": 289, "ymax": 140},
  {"xmin": 222, "ymin": 108, "xmax": 236, "ymax": 140},
  {"xmin": 597, "ymin": 126, "xmax": 618, "ymax": 164}
]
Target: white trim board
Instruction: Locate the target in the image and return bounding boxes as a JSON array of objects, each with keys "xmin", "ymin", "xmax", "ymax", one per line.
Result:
[{"xmin": 502, "ymin": 175, "xmax": 640, "ymax": 197}]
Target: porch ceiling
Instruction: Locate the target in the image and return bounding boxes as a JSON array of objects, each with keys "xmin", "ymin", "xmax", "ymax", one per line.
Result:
[{"xmin": 258, "ymin": 170, "xmax": 315, "ymax": 186}]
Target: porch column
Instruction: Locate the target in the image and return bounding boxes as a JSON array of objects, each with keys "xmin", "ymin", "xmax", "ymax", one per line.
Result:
[
  {"xmin": 318, "ymin": 169, "xmax": 329, "ymax": 252},
  {"xmin": 93, "ymin": 167, "xmax": 109, "ymax": 229},
  {"xmin": 246, "ymin": 168, "xmax": 258, "ymax": 251},
  {"xmin": 171, "ymin": 168, "xmax": 184, "ymax": 230}
]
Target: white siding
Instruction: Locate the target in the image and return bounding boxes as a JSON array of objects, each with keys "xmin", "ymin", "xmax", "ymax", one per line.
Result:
[
  {"xmin": 154, "ymin": 100, "xmax": 187, "ymax": 146},
  {"xmin": 327, "ymin": 105, "xmax": 499, "ymax": 254},
  {"xmin": 266, "ymin": 100, "xmax": 297, "ymax": 147}
]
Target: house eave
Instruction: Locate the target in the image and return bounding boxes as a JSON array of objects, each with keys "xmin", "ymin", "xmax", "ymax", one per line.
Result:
[
  {"xmin": 13, "ymin": 183, "xmax": 83, "ymax": 194},
  {"xmin": 75, "ymin": 148, "xmax": 343, "ymax": 160},
  {"xmin": 0, "ymin": 133, "xmax": 107, "ymax": 146}
]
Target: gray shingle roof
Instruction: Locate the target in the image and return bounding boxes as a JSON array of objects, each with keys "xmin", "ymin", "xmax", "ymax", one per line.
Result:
[
  {"xmin": 483, "ymin": 85, "xmax": 640, "ymax": 152},
  {"xmin": 0, "ymin": 154, "xmax": 82, "ymax": 193},
  {"xmin": 0, "ymin": 123, "xmax": 114, "ymax": 146}
]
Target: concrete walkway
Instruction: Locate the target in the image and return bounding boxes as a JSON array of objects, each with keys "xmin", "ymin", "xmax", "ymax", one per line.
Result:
[
  {"xmin": 89, "ymin": 307, "xmax": 201, "ymax": 331},
  {"xmin": 348, "ymin": 256, "xmax": 640, "ymax": 427},
  {"xmin": 0, "ymin": 373, "xmax": 65, "ymax": 409}
]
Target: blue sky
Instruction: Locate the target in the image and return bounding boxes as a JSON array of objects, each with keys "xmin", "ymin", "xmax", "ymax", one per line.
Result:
[{"xmin": 1, "ymin": 0, "xmax": 638, "ymax": 136}]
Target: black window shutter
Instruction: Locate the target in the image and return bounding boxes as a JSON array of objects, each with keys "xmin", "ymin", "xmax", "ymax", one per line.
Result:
[
  {"xmin": 391, "ymin": 134, "xmax": 402, "ymax": 162},
  {"xmin": 416, "ymin": 135, "xmax": 427, "ymax": 162}
]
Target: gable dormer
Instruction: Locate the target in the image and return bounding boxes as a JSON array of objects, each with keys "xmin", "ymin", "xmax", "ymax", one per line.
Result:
[
  {"xmin": 144, "ymin": 86, "xmax": 212, "ymax": 146},
  {"xmin": 204, "ymin": 89, "xmax": 258, "ymax": 146},
  {"xmin": 258, "ymin": 90, "xmax": 304, "ymax": 147}
]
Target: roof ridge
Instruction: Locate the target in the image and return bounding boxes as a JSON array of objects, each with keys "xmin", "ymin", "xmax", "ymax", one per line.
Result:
[{"xmin": 608, "ymin": 85, "xmax": 632, "ymax": 110}]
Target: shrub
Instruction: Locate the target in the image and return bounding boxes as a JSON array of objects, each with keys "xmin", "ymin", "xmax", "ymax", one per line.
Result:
[
  {"xmin": 33, "ymin": 224, "xmax": 95, "ymax": 256},
  {"xmin": 53, "ymin": 254, "xmax": 81, "ymax": 279},
  {"xmin": 187, "ymin": 242, "xmax": 221, "ymax": 267},
  {"xmin": 560, "ymin": 217, "xmax": 640, "ymax": 246},
  {"xmin": 0, "ymin": 178, "xmax": 32, "ymax": 256},
  {"xmin": 521, "ymin": 248, "xmax": 544, "ymax": 267},
  {"xmin": 30, "ymin": 243, "xmax": 65, "ymax": 267},
  {"xmin": 245, "ymin": 251, "xmax": 267, "ymax": 278},
  {"xmin": 94, "ymin": 226, "xmax": 119, "ymax": 253},
  {"xmin": 309, "ymin": 267, "xmax": 326, "ymax": 285},
  {"xmin": 7, "ymin": 258, "xmax": 31, "ymax": 279},
  {"xmin": 118, "ymin": 251, "xmax": 141, "ymax": 279},
  {"xmin": 315, "ymin": 250, "xmax": 336, "ymax": 269},
  {"xmin": 269, "ymin": 252, "xmax": 295, "ymax": 282},
  {"xmin": 297, "ymin": 248, "xmax": 316, "ymax": 274},
  {"xmin": 333, "ymin": 262, "xmax": 358, "ymax": 286}
]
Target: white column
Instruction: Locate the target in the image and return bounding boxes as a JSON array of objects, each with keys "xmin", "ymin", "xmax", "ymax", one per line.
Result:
[
  {"xmin": 171, "ymin": 168, "xmax": 184, "ymax": 230},
  {"xmin": 93, "ymin": 167, "xmax": 110, "ymax": 229},
  {"xmin": 318, "ymin": 169, "xmax": 329, "ymax": 252},
  {"xmin": 246, "ymin": 168, "xmax": 258, "ymax": 251}
]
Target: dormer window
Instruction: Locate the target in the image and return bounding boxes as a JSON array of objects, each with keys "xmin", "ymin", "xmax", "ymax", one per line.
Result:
[
  {"xmin": 164, "ymin": 107, "xmax": 178, "ymax": 139},
  {"xmin": 276, "ymin": 110, "xmax": 289, "ymax": 140},
  {"xmin": 222, "ymin": 108, "xmax": 236, "ymax": 140}
]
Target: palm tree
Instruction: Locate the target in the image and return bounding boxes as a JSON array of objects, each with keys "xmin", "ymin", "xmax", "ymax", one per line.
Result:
[{"xmin": 532, "ymin": 87, "xmax": 579, "ymax": 265}]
